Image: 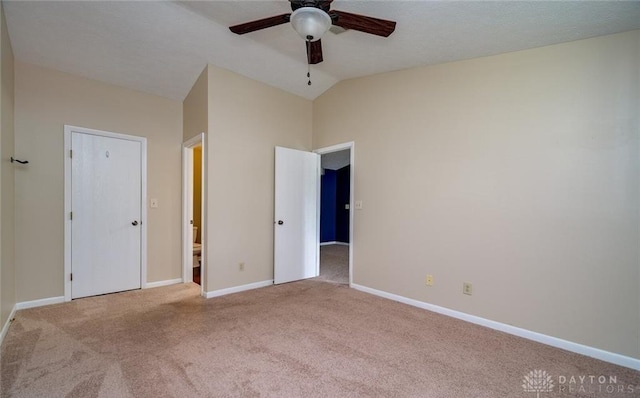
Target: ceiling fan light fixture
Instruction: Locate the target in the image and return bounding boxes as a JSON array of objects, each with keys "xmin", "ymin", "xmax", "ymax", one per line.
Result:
[{"xmin": 290, "ymin": 7, "xmax": 332, "ymax": 42}]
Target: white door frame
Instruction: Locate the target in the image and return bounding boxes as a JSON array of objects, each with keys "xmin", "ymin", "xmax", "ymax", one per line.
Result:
[
  {"xmin": 314, "ymin": 142, "xmax": 355, "ymax": 286},
  {"xmin": 63, "ymin": 125, "xmax": 148, "ymax": 302},
  {"xmin": 182, "ymin": 133, "xmax": 206, "ymax": 295}
]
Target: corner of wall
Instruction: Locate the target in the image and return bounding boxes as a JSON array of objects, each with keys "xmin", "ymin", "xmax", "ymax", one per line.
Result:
[
  {"xmin": 0, "ymin": 0, "xmax": 16, "ymax": 336},
  {"xmin": 0, "ymin": 303, "xmax": 16, "ymax": 345}
]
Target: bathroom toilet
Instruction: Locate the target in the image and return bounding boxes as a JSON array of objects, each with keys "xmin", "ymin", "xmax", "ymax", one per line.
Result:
[{"xmin": 193, "ymin": 226, "xmax": 201, "ymax": 268}]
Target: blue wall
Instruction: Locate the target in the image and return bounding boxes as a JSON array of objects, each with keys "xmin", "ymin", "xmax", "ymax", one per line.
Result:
[
  {"xmin": 320, "ymin": 166, "xmax": 350, "ymax": 243},
  {"xmin": 320, "ymin": 170, "xmax": 337, "ymax": 242}
]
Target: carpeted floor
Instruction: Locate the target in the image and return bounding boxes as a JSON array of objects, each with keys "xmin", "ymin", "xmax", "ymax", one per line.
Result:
[
  {"xmin": 317, "ymin": 244, "xmax": 349, "ymax": 284},
  {"xmin": 1, "ymin": 281, "xmax": 639, "ymax": 397}
]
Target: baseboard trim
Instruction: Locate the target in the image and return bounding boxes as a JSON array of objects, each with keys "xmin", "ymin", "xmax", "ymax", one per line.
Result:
[
  {"xmin": 16, "ymin": 296, "xmax": 65, "ymax": 310},
  {"xmin": 145, "ymin": 278, "xmax": 183, "ymax": 289},
  {"xmin": 320, "ymin": 241, "xmax": 349, "ymax": 246},
  {"xmin": 205, "ymin": 280, "xmax": 273, "ymax": 299},
  {"xmin": 0, "ymin": 305, "xmax": 17, "ymax": 345},
  {"xmin": 351, "ymin": 283, "xmax": 640, "ymax": 371}
]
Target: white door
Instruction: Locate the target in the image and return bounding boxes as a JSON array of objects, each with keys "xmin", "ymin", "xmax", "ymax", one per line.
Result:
[
  {"xmin": 274, "ymin": 146, "xmax": 319, "ymax": 284},
  {"xmin": 71, "ymin": 132, "xmax": 142, "ymax": 298}
]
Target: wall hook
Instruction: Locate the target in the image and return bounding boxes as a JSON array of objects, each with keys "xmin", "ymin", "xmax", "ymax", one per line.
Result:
[{"xmin": 10, "ymin": 157, "xmax": 29, "ymax": 165}]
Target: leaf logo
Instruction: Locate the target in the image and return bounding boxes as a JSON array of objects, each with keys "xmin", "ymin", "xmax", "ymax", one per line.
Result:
[{"xmin": 522, "ymin": 369, "xmax": 554, "ymax": 398}]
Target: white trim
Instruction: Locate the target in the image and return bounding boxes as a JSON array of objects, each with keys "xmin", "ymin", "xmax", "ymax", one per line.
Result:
[
  {"xmin": 182, "ymin": 133, "xmax": 206, "ymax": 295},
  {"xmin": 314, "ymin": 142, "xmax": 355, "ymax": 287},
  {"xmin": 205, "ymin": 280, "xmax": 273, "ymax": 299},
  {"xmin": 64, "ymin": 128, "xmax": 72, "ymax": 300},
  {"xmin": 200, "ymin": 135, "xmax": 207, "ymax": 294},
  {"xmin": 16, "ymin": 296, "xmax": 65, "ymax": 310},
  {"xmin": 145, "ymin": 278, "xmax": 183, "ymax": 289},
  {"xmin": 64, "ymin": 125, "xmax": 148, "ymax": 301},
  {"xmin": 0, "ymin": 305, "xmax": 17, "ymax": 344},
  {"xmin": 140, "ymin": 136, "xmax": 148, "ymax": 289},
  {"xmin": 182, "ymin": 143, "xmax": 194, "ymax": 284},
  {"xmin": 352, "ymin": 283, "xmax": 640, "ymax": 371},
  {"xmin": 320, "ymin": 241, "xmax": 349, "ymax": 246},
  {"xmin": 315, "ymin": 154, "xmax": 321, "ymax": 277}
]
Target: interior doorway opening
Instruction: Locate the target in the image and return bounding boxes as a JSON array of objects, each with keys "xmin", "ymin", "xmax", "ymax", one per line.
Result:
[
  {"xmin": 191, "ymin": 145, "xmax": 203, "ymax": 285},
  {"xmin": 315, "ymin": 143, "xmax": 354, "ymax": 286},
  {"xmin": 182, "ymin": 134, "xmax": 206, "ymax": 294}
]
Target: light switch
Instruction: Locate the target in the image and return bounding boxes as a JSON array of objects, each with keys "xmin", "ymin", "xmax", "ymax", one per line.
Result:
[
  {"xmin": 150, "ymin": 198, "xmax": 159, "ymax": 208},
  {"xmin": 345, "ymin": 204, "xmax": 350, "ymax": 210},
  {"xmin": 354, "ymin": 201, "xmax": 363, "ymax": 210}
]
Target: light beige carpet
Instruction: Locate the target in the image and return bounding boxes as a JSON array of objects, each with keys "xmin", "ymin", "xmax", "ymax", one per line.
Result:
[
  {"xmin": 317, "ymin": 244, "xmax": 349, "ymax": 284},
  {"xmin": 1, "ymin": 281, "xmax": 639, "ymax": 397}
]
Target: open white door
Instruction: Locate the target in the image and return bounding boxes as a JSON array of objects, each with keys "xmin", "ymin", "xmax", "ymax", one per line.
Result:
[{"xmin": 274, "ymin": 146, "xmax": 319, "ymax": 284}]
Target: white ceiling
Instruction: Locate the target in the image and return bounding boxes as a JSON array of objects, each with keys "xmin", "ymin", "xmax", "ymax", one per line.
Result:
[{"xmin": 4, "ymin": 1, "xmax": 640, "ymax": 101}]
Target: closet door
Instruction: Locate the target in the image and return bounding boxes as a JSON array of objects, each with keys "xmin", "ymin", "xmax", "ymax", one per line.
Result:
[{"xmin": 70, "ymin": 130, "xmax": 142, "ymax": 299}]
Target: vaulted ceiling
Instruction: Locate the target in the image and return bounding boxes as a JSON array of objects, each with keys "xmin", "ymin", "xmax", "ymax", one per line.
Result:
[{"xmin": 5, "ymin": 1, "xmax": 640, "ymax": 101}]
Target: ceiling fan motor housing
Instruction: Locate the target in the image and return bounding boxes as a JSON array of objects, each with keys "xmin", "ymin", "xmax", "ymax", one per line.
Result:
[{"xmin": 290, "ymin": 0, "xmax": 332, "ymax": 13}]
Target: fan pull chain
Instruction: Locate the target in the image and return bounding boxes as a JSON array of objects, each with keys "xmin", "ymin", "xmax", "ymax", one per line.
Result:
[{"xmin": 306, "ymin": 38, "xmax": 312, "ymax": 86}]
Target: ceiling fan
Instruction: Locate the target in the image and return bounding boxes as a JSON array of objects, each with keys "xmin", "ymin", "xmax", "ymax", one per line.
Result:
[{"xmin": 229, "ymin": 0, "xmax": 397, "ymax": 65}]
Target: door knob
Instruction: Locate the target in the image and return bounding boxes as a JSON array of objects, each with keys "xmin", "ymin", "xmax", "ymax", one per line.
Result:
[
  {"xmin": 277, "ymin": 220, "xmax": 284, "ymax": 225},
  {"xmin": 132, "ymin": 221, "xmax": 139, "ymax": 226}
]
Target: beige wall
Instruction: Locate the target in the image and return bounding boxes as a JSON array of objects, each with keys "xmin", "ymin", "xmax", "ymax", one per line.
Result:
[
  {"xmin": 14, "ymin": 62, "xmax": 183, "ymax": 301},
  {"xmin": 184, "ymin": 68, "xmax": 207, "ymax": 241},
  {"xmin": 183, "ymin": 67, "xmax": 208, "ymax": 143},
  {"xmin": 313, "ymin": 31, "xmax": 640, "ymax": 359},
  {"xmin": 206, "ymin": 64, "xmax": 312, "ymax": 291},
  {"xmin": 0, "ymin": 2, "xmax": 15, "ymax": 329}
]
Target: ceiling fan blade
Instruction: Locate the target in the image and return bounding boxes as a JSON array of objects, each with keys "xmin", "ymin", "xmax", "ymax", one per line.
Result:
[
  {"xmin": 229, "ymin": 14, "xmax": 291, "ymax": 35},
  {"xmin": 306, "ymin": 40, "xmax": 323, "ymax": 64},
  {"xmin": 330, "ymin": 10, "xmax": 396, "ymax": 37}
]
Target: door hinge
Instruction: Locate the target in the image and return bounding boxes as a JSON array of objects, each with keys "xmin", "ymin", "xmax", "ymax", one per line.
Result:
[
  {"xmin": 70, "ymin": 273, "xmax": 73, "ymax": 281},
  {"xmin": 69, "ymin": 149, "xmax": 73, "ymax": 158},
  {"xmin": 70, "ymin": 211, "xmax": 73, "ymax": 220}
]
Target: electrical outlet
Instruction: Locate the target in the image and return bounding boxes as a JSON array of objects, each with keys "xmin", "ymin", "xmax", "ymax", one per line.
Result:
[
  {"xmin": 463, "ymin": 282, "xmax": 472, "ymax": 295},
  {"xmin": 239, "ymin": 262, "xmax": 245, "ymax": 271},
  {"xmin": 426, "ymin": 274, "xmax": 434, "ymax": 286}
]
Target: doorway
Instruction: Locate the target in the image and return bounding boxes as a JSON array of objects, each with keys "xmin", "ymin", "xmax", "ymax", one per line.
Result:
[
  {"xmin": 63, "ymin": 125, "xmax": 147, "ymax": 301},
  {"xmin": 192, "ymin": 146, "xmax": 203, "ymax": 285},
  {"xmin": 182, "ymin": 134, "xmax": 206, "ymax": 294},
  {"xmin": 315, "ymin": 143, "xmax": 354, "ymax": 286},
  {"xmin": 272, "ymin": 143, "xmax": 354, "ymax": 287}
]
